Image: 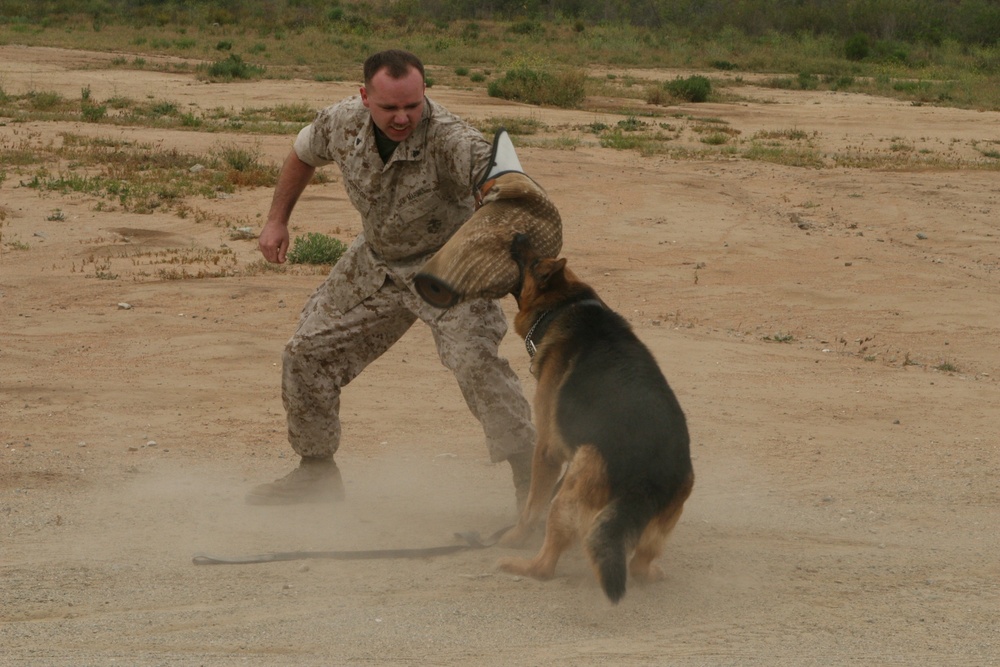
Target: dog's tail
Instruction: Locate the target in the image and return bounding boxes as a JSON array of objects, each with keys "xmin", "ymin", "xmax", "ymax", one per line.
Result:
[{"xmin": 585, "ymin": 495, "xmax": 653, "ymax": 604}]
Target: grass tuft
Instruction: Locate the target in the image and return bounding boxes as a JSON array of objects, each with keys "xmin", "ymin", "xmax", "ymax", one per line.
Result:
[{"xmin": 287, "ymin": 233, "xmax": 347, "ymax": 265}]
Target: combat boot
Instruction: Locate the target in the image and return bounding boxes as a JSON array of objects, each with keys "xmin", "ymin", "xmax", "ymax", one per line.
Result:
[{"xmin": 245, "ymin": 456, "xmax": 345, "ymax": 505}]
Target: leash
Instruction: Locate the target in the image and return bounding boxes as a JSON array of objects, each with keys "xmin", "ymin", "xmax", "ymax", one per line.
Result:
[{"xmin": 191, "ymin": 525, "xmax": 511, "ymax": 566}]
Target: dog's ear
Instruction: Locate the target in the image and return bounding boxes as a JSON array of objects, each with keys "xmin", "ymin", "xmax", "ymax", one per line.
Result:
[{"xmin": 534, "ymin": 257, "xmax": 568, "ymax": 290}]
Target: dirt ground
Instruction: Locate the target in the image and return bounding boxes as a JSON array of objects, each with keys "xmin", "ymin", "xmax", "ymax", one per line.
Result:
[{"xmin": 2, "ymin": 44, "xmax": 999, "ymax": 666}]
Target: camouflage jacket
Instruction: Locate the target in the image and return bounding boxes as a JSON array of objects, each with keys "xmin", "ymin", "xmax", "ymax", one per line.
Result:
[{"xmin": 293, "ymin": 96, "xmax": 492, "ymax": 312}]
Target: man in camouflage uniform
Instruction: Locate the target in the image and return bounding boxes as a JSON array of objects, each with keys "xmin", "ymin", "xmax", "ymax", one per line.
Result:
[{"xmin": 247, "ymin": 49, "xmax": 535, "ymax": 508}]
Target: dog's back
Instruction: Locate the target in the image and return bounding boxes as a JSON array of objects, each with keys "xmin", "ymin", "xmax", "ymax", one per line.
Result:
[{"xmin": 555, "ymin": 303, "xmax": 691, "ymax": 491}]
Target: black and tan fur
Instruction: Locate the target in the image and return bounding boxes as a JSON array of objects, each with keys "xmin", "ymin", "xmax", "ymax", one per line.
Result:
[{"xmin": 496, "ymin": 237, "xmax": 694, "ymax": 604}]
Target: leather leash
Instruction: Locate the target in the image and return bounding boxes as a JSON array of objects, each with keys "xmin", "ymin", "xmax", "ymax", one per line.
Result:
[{"xmin": 191, "ymin": 525, "xmax": 511, "ymax": 566}]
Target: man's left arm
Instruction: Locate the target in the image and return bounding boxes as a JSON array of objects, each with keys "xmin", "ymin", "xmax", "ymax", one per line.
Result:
[{"xmin": 437, "ymin": 120, "xmax": 493, "ymax": 200}]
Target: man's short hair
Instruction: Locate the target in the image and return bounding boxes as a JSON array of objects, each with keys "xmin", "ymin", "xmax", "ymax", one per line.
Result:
[{"xmin": 363, "ymin": 49, "xmax": 425, "ymax": 85}]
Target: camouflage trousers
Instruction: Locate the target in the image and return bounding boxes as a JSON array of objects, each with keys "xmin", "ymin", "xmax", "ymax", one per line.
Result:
[{"xmin": 282, "ymin": 273, "xmax": 536, "ymax": 463}]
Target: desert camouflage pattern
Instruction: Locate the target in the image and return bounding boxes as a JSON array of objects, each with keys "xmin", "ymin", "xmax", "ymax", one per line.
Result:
[{"xmin": 282, "ymin": 96, "xmax": 535, "ymax": 463}]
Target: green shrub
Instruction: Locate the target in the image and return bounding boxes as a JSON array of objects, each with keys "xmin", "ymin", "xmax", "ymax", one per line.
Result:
[
  {"xmin": 710, "ymin": 60, "xmax": 738, "ymax": 71},
  {"xmin": 287, "ymin": 233, "xmax": 347, "ymax": 265},
  {"xmin": 797, "ymin": 72, "xmax": 820, "ymax": 90},
  {"xmin": 81, "ymin": 103, "xmax": 107, "ymax": 122},
  {"xmin": 829, "ymin": 75, "xmax": 856, "ymax": 90},
  {"xmin": 29, "ymin": 91, "xmax": 63, "ymax": 111},
  {"xmin": 206, "ymin": 54, "xmax": 265, "ymax": 81},
  {"xmin": 845, "ymin": 33, "xmax": 870, "ymax": 61},
  {"xmin": 616, "ymin": 117, "xmax": 645, "ymax": 131},
  {"xmin": 487, "ymin": 63, "xmax": 585, "ymax": 108},
  {"xmin": 508, "ymin": 20, "xmax": 542, "ymax": 35},
  {"xmin": 217, "ymin": 143, "xmax": 262, "ymax": 172},
  {"xmin": 461, "ymin": 22, "xmax": 480, "ymax": 41},
  {"xmin": 873, "ymin": 40, "xmax": 910, "ymax": 64},
  {"xmin": 665, "ymin": 75, "xmax": 712, "ymax": 103},
  {"xmin": 701, "ymin": 132, "xmax": 730, "ymax": 145},
  {"xmin": 150, "ymin": 100, "xmax": 178, "ymax": 115}
]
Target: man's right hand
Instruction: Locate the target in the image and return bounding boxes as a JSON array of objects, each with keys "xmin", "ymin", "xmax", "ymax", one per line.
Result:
[
  {"xmin": 258, "ymin": 220, "xmax": 290, "ymax": 264},
  {"xmin": 259, "ymin": 150, "xmax": 316, "ymax": 264}
]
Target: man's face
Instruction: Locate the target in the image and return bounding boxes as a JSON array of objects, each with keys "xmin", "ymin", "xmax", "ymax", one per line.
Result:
[{"xmin": 360, "ymin": 66, "xmax": 426, "ymax": 142}]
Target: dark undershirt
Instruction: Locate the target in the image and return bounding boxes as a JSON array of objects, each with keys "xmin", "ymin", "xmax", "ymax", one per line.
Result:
[{"xmin": 373, "ymin": 125, "xmax": 399, "ymax": 163}]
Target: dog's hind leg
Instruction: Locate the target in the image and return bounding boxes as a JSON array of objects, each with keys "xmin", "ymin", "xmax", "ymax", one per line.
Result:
[
  {"xmin": 497, "ymin": 446, "xmax": 606, "ymax": 580},
  {"xmin": 629, "ymin": 473, "xmax": 693, "ymax": 583},
  {"xmin": 496, "ymin": 490, "xmax": 577, "ymax": 580}
]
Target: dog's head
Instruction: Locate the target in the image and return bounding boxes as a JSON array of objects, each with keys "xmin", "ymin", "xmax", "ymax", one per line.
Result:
[
  {"xmin": 509, "ymin": 233, "xmax": 586, "ymax": 338},
  {"xmin": 510, "ymin": 234, "xmax": 563, "ymax": 301}
]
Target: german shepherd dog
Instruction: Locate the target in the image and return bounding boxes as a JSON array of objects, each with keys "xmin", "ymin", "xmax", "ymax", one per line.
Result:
[{"xmin": 497, "ymin": 237, "xmax": 694, "ymax": 603}]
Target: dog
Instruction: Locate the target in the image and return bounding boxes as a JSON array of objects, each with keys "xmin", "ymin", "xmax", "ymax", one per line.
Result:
[{"xmin": 496, "ymin": 236, "xmax": 694, "ymax": 603}]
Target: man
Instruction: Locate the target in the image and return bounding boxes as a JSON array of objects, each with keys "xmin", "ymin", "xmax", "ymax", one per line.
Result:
[{"xmin": 247, "ymin": 49, "xmax": 535, "ymax": 509}]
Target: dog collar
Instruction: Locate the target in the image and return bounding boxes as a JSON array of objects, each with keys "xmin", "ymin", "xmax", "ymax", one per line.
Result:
[
  {"xmin": 524, "ymin": 310, "xmax": 551, "ymax": 359},
  {"xmin": 524, "ymin": 298, "xmax": 604, "ymax": 359}
]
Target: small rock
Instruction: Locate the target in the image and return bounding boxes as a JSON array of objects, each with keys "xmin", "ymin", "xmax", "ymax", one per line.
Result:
[
  {"xmin": 229, "ymin": 227, "xmax": 256, "ymax": 241},
  {"xmin": 117, "ymin": 303, "xmax": 132, "ymax": 310},
  {"xmin": 146, "ymin": 440, "xmax": 157, "ymax": 448},
  {"xmin": 189, "ymin": 164, "xmax": 205, "ymax": 173},
  {"xmin": 916, "ymin": 232, "xmax": 928, "ymax": 240}
]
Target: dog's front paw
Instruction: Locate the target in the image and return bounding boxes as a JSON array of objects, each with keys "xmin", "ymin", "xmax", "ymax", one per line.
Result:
[
  {"xmin": 496, "ymin": 555, "xmax": 555, "ymax": 581},
  {"xmin": 496, "ymin": 555, "xmax": 532, "ymax": 576}
]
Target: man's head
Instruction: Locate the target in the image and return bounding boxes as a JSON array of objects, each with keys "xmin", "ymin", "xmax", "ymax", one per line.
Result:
[{"xmin": 360, "ymin": 49, "xmax": 426, "ymax": 143}]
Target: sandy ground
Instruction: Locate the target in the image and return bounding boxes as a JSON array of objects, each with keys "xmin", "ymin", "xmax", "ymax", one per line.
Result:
[{"xmin": 2, "ymin": 45, "xmax": 999, "ymax": 665}]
